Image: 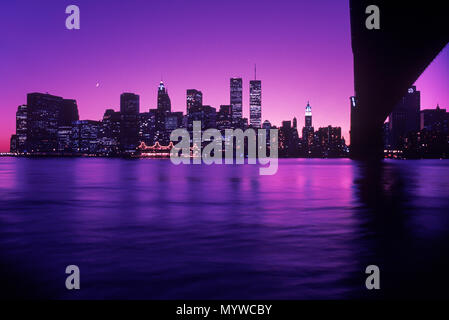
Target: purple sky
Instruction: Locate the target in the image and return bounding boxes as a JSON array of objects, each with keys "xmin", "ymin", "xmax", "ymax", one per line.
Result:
[{"xmin": 1, "ymin": 0, "xmax": 448, "ymax": 152}]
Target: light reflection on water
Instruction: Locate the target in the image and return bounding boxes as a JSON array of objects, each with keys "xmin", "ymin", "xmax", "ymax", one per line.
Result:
[{"xmin": 0, "ymin": 158, "xmax": 448, "ymax": 299}]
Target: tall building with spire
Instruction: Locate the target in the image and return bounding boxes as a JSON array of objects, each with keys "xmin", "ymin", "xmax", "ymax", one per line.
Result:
[
  {"xmin": 249, "ymin": 66, "xmax": 262, "ymax": 128},
  {"xmin": 305, "ymin": 101, "xmax": 312, "ymax": 127},
  {"xmin": 230, "ymin": 78, "xmax": 242, "ymax": 125},
  {"xmin": 302, "ymin": 101, "xmax": 314, "ymax": 149},
  {"xmin": 157, "ymin": 81, "xmax": 171, "ymax": 113}
]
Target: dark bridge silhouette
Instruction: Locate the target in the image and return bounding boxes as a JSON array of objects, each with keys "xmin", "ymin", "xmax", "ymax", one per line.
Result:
[{"xmin": 349, "ymin": 0, "xmax": 448, "ymax": 159}]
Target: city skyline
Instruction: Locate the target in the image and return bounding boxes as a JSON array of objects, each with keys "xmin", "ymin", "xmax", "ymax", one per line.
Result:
[
  {"xmin": 1, "ymin": 0, "xmax": 449, "ymax": 152},
  {"xmin": 9, "ymin": 81, "xmax": 352, "ymax": 158}
]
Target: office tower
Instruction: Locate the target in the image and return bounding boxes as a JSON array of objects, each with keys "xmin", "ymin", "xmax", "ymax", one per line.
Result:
[
  {"xmin": 316, "ymin": 126, "xmax": 342, "ymax": 146},
  {"xmin": 147, "ymin": 108, "xmax": 167, "ymax": 143},
  {"xmin": 10, "ymin": 135, "xmax": 17, "ymax": 153},
  {"xmin": 164, "ymin": 115, "xmax": 178, "ymax": 132},
  {"xmin": 249, "ymin": 79, "xmax": 262, "ymax": 128},
  {"xmin": 157, "ymin": 81, "xmax": 171, "ymax": 113},
  {"xmin": 302, "ymin": 101, "xmax": 314, "ymax": 149},
  {"xmin": 60, "ymin": 99, "xmax": 80, "ymax": 126},
  {"xmin": 188, "ymin": 105, "xmax": 216, "ymax": 131},
  {"xmin": 26, "ymin": 93, "xmax": 78, "ymax": 153},
  {"xmin": 420, "ymin": 105, "xmax": 448, "ymax": 133},
  {"xmin": 305, "ymin": 101, "xmax": 312, "ymax": 127},
  {"xmin": 261, "ymin": 120, "xmax": 272, "ymax": 152},
  {"xmin": 292, "ymin": 117, "xmax": 299, "ymax": 146},
  {"xmin": 280, "ymin": 120, "xmax": 297, "ymax": 156},
  {"xmin": 203, "ymin": 106, "xmax": 217, "ymax": 130},
  {"xmin": 139, "ymin": 112, "xmax": 153, "ymax": 146},
  {"xmin": 402, "ymin": 104, "xmax": 449, "ymax": 157},
  {"xmin": 99, "ymin": 109, "xmax": 121, "ymax": 155},
  {"xmin": 230, "ymin": 78, "xmax": 243, "ymax": 125},
  {"xmin": 241, "ymin": 117, "xmax": 249, "ymax": 130},
  {"xmin": 165, "ymin": 112, "xmax": 184, "ymax": 131},
  {"xmin": 282, "ymin": 120, "xmax": 292, "ymax": 129},
  {"xmin": 388, "ymin": 86, "xmax": 421, "ymax": 149},
  {"xmin": 164, "ymin": 111, "xmax": 184, "ymax": 144},
  {"xmin": 186, "ymin": 89, "xmax": 204, "ymax": 132},
  {"xmin": 262, "ymin": 120, "xmax": 271, "ymax": 130},
  {"xmin": 15, "ymin": 105, "xmax": 27, "ymax": 153},
  {"xmin": 316, "ymin": 126, "xmax": 344, "ymax": 157},
  {"xmin": 57, "ymin": 126, "xmax": 73, "ymax": 153},
  {"xmin": 186, "ymin": 89, "xmax": 203, "ymax": 114},
  {"xmin": 217, "ymin": 105, "xmax": 233, "ymax": 131},
  {"xmin": 120, "ymin": 93, "xmax": 140, "ymax": 153},
  {"xmin": 71, "ymin": 120, "xmax": 100, "ymax": 154}
]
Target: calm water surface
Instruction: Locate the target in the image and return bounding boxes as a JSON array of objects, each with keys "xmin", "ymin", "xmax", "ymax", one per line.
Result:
[{"xmin": 0, "ymin": 158, "xmax": 448, "ymax": 299}]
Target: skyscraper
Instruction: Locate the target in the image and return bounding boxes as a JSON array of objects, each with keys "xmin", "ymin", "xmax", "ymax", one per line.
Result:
[
  {"xmin": 60, "ymin": 99, "xmax": 80, "ymax": 126},
  {"xmin": 217, "ymin": 105, "xmax": 233, "ymax": 131},
  {"xmin": 302, "ymin": 101, "xmax": 314, "ymax": 149},
  {"xmin": 157, "ymin": 81, "xmax": 171, "ymax": 113},
  {"xmin": 249, "ymin": 79, "xmax": 262, "ymax": 128},
  {"xmin": 305, "ymin": 101, "xmax": 312, "ymax": 127},
  {"xmin": 230, "ymin": 78, "xmax": 242, "ymax": 125},
  {"xmin": 388, "ymin": 86, "xmax": 421, "ymax": 149},
  {"xmin": 186, "ymin": 89, "xmax": 203, "ymax": 114},
  {"xmin": 99, "ymin": 109, "xmax": 121, "ymax": 155},
  {"xmin": 120, "ymin": 92, "xmax": 140, "ymax": 153},
  {"xmin": 420, "ymin": 105, "xmax": 449, "ymax": 133},
  {"xmin": 71, "ymin": 120, "xmax": 100, "ymax": 154},
  {"xmin": 316, "ymin": 126, "xmax": 344, "ymax": 157},
  {"xmin": 26, "ymin": 93, "xmax": 79, "ymax": 153},
  {"xmin": 15, "ymin": 105, "xmax": 27, "ymax": 153}
]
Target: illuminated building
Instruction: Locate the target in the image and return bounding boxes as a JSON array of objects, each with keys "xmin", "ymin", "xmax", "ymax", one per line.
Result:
[
  {"xmin": 57, "ymin": 126, "xmax": 73, "ymax": 153},
  {"xmin": 420, "ymin": 104, "xmax": 448, "ymax": 133},
  {"xmin": 164, "ymin": 111, "xmax": 184, "ymax": 143},
  {"xmin": 217, "ymin": 105, "xmax": 232, "ymax": 131},
  {"xmin": 186, "ymin": 89, "xmax": 203, "ymax": 114},
  {"xmin": 230, "ymin": 78, "xmax": 243, "ymax": 126},
  {"xmin": 188, "ymin": 105, "xmax": 216, "ymax": 131},
  {"xmin": 316, "ymin": 126, "xmax": 344, "ymax": 157},
  {"xmin": 71, "ymin": 120, "xmax": 100, "ymax": 154},
  {"xmin": 26, "ymin": 93, "xmax": 79, "ymax": 153},
  {"xmin": 302, "ymin": 101, "xmax": 314, "ymax": 150},
  {"xmin": 99, "ymin": 109, "xmax": 121, "ymax": 155},
  {"xmin": 249, "ymin": 79, "xmax": 262, "ymax": 128},
  {"xmin": 157, "ymin": 81, "xmax": 171, "ymax": 113},
  {"xmin": 15, "ymin": 105, "xmax": 28, "ymax": 153},
  {"xmin": 388, "ymin": 86, "xmax": 420, "ymax": 149}
]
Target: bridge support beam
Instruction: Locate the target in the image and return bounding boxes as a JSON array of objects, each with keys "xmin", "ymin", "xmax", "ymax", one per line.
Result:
[{"xmin": 349, "ymin": 0, "xmax": 448, "ymax": 159}]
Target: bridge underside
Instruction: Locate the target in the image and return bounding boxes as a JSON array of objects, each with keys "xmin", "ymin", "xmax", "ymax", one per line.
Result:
[{"xmin": 349, "ymin": 0, "xmax": 448, "ymax": 159}]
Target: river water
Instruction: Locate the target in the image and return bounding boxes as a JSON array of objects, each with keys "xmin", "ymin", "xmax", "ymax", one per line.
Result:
[{"xmin": 0, "ymin": 158, "xmax": 448, "ymax": 299}]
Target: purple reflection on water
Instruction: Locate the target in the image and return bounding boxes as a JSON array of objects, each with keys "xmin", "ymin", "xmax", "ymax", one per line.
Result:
[{"xmin": 0, "ymin": 158, "xmax": 448, "ymax": 299}]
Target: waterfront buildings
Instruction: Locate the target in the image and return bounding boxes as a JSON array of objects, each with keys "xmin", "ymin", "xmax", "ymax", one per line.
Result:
[{"xmin": 9, "ymin": 78, "xmax": 351, "ymax": 158}]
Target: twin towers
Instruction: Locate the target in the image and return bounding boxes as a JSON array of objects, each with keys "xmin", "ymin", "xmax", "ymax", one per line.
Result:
[
  {"xmin": 181, "ymin": 76, "xmax": 262, "ymax": 129},
  {"xmin": 157, "ymin": 72, "xmax": 262, "ymax": 129},
  {"xmin": 230, "ymin": 76, "xmax": 262, "ymax": 129}
]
